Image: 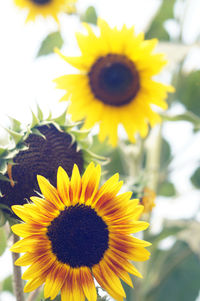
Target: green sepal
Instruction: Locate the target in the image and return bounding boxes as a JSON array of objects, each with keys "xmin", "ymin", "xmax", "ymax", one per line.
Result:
[
  {"xmin": 52, "ymin": 108, "xmax": 68, "ymax": 125},
  {"xmin": 0, "ymin": 105, "xmax": 107, "ymax": 180},
  {"xmin": 22, "ymin": 126, "xmax": 32, "ymax": 141},
  {"xmin": 82, "ymin": 149, "xmax": 108, "ymax": 167},
  {"xmin": 0, "ymin": 173, "xmax": 11, "ymax": 182},
  {"xmin": 4, "ymin": 128, "xmax": 23, "ymax": 145},
  {"xmin": 30, "ymin": 110, "xmax": 40, "ymax": 128},
  {"xmin": 36, "ymin": 103, "xmax": 43, "ymax": 121},
  {"xmin": 7, "ymin": 116, "xmax": 22, "ymax": 132},
  {"xmin": 2, "ymin": 148, "xmax": 20, "ymax": 160},
  {"xmin": 0, "ymin": 161, "xmax": 7, "ymax": 174},
  {"xmin": 31, "ymin": 128, "xmax": 46, "ymax": 139},
  {"xmin": 71, "ymin": 129, "xmax": 91, "ymax": 141}
]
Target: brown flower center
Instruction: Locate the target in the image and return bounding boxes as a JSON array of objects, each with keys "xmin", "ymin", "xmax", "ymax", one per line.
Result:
[
  {"xmin": 89, "ymin": 54, "xmax": 140, "ymax": 107},
  {"xmin": 47, "ymin": 204, "xmax": 109, "ymax": 267},
  {"xmin": 31, "ymin": 0, "xmax": 51, "ymax": 5},
  {"xmin": 0, "ymin": 125, "xmax": 84, "ymax": 212}
]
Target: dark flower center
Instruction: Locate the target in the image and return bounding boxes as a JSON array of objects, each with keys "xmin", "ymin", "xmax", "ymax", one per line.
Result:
[
  {"xmin": 89, "ymin": 54, "xmax": 140, "ymax": 106},
  {"xmin": 31, "ymin": 0, "xmax": 51, "ymax": 5},
  {"xmin": 0, "ymin": 125, "xmax": 84, "ymax": 211},
  {"xmin": 47, "ymin": 204, "xmax": 109, "ymax": 268}
]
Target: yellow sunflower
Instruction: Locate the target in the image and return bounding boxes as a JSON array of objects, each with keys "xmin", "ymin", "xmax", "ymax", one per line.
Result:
[
  {"xmin": 11, "ymin": 163, "xmax": 151, "ymax": 301},
  {"xmin": 14, "ymin": 0, "xmax": 77, "ymax": 23},
  {"xmin": 54, "ymin": 19, "xmax": 174, "ymax": 146}
]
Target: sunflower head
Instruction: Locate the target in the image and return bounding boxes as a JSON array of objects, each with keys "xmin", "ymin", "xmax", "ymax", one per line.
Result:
[
  {"xmin": 14, "ymin": 0, "xmax": 77, "ymax": 23},
  {"xmin": 54, "ymin": 18, "xmax": 174, "ymax": 146},
  {"xmin": 0, "ymin": 106, "xmax": 103, "ymax": 223},
  {"xmin": 11, "ymin": 163, "xmax": 151, "ymax": 301}
]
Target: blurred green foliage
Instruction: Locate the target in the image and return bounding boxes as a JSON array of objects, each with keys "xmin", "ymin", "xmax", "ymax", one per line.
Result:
[
  {"xmin": 174, "ymin": 70, "xmax": 200, "ymax": 116},
  {"xmin": 37, "ymin": 32, "xmax": 64, "ymax": 57},
  {"xmin": 2, "ymin": 275, "xmax": 13, "ymax": 293},
  {"xmin": 190, "ymin": 166, "xmax": 200, "ymax": 188},
  {"xmin": 146, "ymin": 241, "xmax": 200, "ymax": 301},
  {"xmin": 158, "ymin": 181, "xmax": 176, "ymax": 197},
  {"xmin": 81, "ymin": 6, "xmax": 98, "ymax": 25},
  {"xmin": 146, "ymin": 0, "xmax": 176, "ymax": 40},
  {"xmin": 0, "ymin": 227, "xmax": 6, "ymax": 256}
]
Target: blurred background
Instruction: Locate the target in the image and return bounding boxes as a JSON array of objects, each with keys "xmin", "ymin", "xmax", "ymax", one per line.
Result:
[{"xmin": 0, "ymin": 0, "xmax": 200, "ymax": 300}]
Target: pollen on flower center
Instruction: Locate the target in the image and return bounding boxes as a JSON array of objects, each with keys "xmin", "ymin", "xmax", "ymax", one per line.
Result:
[
  {"xmin": 47, "ymin": 204, "xmax": 109, "ymax": 267},
  {"xmin": 89, "ymin": 54, "xmax": 140, "ymax": 107},
  {"xmin": 31, "ymin": 0, "xmax": 51, "ymax": 5}
]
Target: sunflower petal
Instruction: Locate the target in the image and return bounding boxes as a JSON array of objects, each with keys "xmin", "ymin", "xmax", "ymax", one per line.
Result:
[
  {"xmin": 37, "ymin": 175, "xmax": 65, "ymax": 210},
  {"xmin": 80, "ymin": 266, "xmax": 97, "ymax": 301}
]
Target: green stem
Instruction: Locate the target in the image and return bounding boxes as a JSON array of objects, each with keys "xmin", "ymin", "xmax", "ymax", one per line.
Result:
[
  {"xmin": 145, "ymin": 125, "xmax": 162, "ymax": 192},
  {"xmin": 12, "ymin": 234, "xmax": 25, "ymax": 301}
]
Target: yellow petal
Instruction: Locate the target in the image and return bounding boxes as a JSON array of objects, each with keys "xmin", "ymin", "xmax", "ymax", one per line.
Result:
[
  {"xmin": 37, "ymin": 175, "xmax": 65, "ymax": 210},
  {"xmin": 11, "ymin": 223, "xmax": 46, "ymax": 238},
  {"xmin": 80, "ymin": 267, "xmax": 97, "ymax": 301},
  {"xmin": 80, "ymin": 163, "xmax": 101, "ymax": 204},
  {"xmin": 57, "ymin": 166, "xmax": 71, "ymax": 206},
  {"xmin": 70, "ymin": 164, "xmax": 82, "ymax": 205},
  {"xmin": 24, "ymin": 276, "xmax": 45, "ymax": 293},
  {"xmin": 44, "ymin": 263, "xmax": 70, "ymax": 300},
  {"xmin": 15, "ymin": 252, "xmax": 35, "ymax": 266},
  {"xmin": 92, "ymin": 264, "xmax": 124, "ymax": 301}
]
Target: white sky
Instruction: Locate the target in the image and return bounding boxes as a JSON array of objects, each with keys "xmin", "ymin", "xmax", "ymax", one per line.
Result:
[{"xmin": 0, "ymin": 0, "xmax": 200, "ymax": 300}]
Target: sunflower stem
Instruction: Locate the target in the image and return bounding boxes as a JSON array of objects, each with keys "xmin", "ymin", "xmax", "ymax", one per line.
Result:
[
  {"xmin": 12, "ymin": 234, "xmax": 25, "ymax": 301},
  {"xmin": 145, "ymin": 125, "xmax": 162, "ymax": 192}
]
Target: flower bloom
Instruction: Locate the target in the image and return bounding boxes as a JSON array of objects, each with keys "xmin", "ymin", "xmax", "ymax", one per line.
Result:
[
  {"xmin": 54, "ymin": 19, "xmax": 174, "ymax": 146},
  {"xmin": 11, "ymin": 163, "xmax": 151, "ymax": 301},
  {"xmin": 14, "ymin": 0, "xmax": 77, "ymax": 23}
]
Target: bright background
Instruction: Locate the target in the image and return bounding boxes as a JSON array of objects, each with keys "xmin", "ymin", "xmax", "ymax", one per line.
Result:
[{"xmin": 0, "ymin": 0, "xmax": 200, "ymax": 300}]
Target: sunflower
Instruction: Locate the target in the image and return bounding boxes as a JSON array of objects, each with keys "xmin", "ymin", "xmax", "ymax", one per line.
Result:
[
  {"xmin": 54, "ymin": 19, "xmax": 174, "ymax": 146},
  {"xmin": 11, "ymin": 163, "xmax": 151, "ymax": 301},
  {"xmin": 0, "ymin": 107, "xmax": 103, "ymax": 222},
  {"xmin": 14, "ymin": 0, "xmax": 77, "ymax": 23}
]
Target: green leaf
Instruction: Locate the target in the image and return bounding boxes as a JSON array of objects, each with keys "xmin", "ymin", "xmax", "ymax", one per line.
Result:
[
  {"xmin": 146, "ymin": 241, "xmax": 200, "ymax": 301},
  {"xmin": 146, "ymin": 0, "xmax": 176, "ymax": 40},
  {"xmin": 174, "ymin": 70, "xmax": 200, "ymax": 116},
  {"xmin": 37, "ymin": 31, "xmax": 64, "ymax": 57},
  {"xmin": 0, "ymin": 227, "xmax": 7, "ymax": 255},
  {"xmin": 2, "ymin": 275, "xmax": 13, "ymax": 293},
  {"xmin": 158, "ymin": 181, "xmax": 176, "ymax": 197},
  {"xmin": 81, "ymin": 6, "xmax": 97, "ymax": 25},
  {"xmin": 190, "ymin": 167, "xmax": 200, "ymax": 189}
]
